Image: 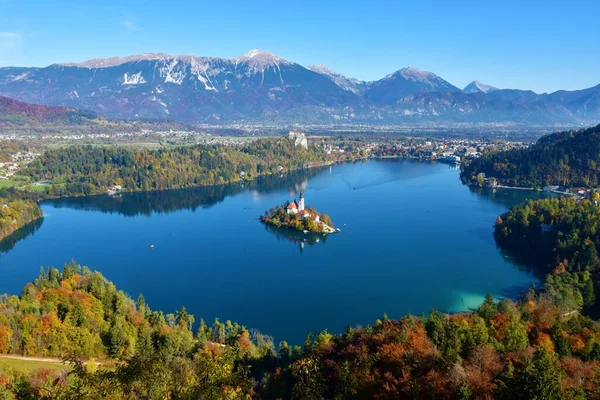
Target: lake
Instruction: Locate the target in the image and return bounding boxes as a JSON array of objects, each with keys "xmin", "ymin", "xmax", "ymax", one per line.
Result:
[{"xmin": 0, "ymin": 160, "xmax": 548, "ymax": 344}]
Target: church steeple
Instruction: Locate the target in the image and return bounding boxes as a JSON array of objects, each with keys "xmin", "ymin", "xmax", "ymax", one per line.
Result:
[{"xmin": 298, "ymin": 192, "xmax": 305, "ymax": 211}]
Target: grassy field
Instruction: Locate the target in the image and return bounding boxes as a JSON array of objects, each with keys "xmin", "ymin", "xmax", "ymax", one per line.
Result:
[
  {"xmin": 0, "ymin": 180, "xmax": 19, "ymax": 189},
  {"xmin": 24, "ymin": 183, "xmax": 51, "ymax": 193},
  {"xmin": 0, "ymin": 357, "xmax": 69, "ymax": 373},
  {"xmin": 0, "ymin": 176, "xmax": 33, "ymax": 189}
]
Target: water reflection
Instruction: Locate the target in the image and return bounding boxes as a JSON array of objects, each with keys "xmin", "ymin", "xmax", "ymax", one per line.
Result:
[
  {"xmin": 0, "ymin": 218, "xmax": 44, "ymax": 254},
  {"xmin": 468, "ymin": 186, "xmax": 552, "ymax": 209},
  {"xmin": 262, "ymin": 223, "xmax": 330, "ymax": 255},
  {"xmin": 0, "ymin": 160, "xmax": 552, "ymax": 343},
  {"xmin": 468, "ymin": 186, "xmax": 560, "ymax": 280},
  {"xmin": 45, "ymin": 169, "xmax": 319, "ymax": 217},
  {"xmin": 496, "ymin": 247, "xmax": 554, "ymax": 281}
]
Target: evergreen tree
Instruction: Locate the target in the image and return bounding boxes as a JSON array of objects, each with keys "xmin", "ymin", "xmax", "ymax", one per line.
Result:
[
  {"xmin": 520, "ymin": 350, "xmax": 563, "ymax": 400},
  {"xmin": 426, "ymin": 309, "xmax": 447, "ymax": 349},
  {"xmin": 211, "ymin": 318, "xmax": 226, "ymax": 344},
  {"xmin": 279, "ymin": 341, "xmax": 291, "ymax": 361},
  {"xmin": 582, "ymin": 274, "xmax": 596, "ymax": 307},
  {"xmin": 504, "ymin": 317, "xmax": 529, "ymax": 352},
  {"xmin": 136, "ymin": 293, "xmax": 146, "ymax": 316},
  {"xmin": 478, "ymin": 293, "xmax": 497, "ymax": 321}
]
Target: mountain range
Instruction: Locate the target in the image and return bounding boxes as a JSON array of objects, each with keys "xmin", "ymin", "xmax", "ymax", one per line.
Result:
[{"xmin": 0, "ymin": 50, "xmax": 598, "ymax": 126}]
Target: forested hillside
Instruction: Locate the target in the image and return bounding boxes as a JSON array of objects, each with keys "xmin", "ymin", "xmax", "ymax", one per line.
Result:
[
  {"xmin": 495, "ymin": 197, "xmax": 600, "ymax": 311},
  {"xmin": 45, "ymin": 168, "xmax": 322, "ymax": 217},
  {"xmin": 462, "ymin": 124, "xmax": 600, "ymax": 188},
  {"xmin": 0, "ymin": 96, "xmax": 98, "ymax": 125},
  {"xmin": 0, "ymin": 263, "xmax": 265, "ymax": 398},
  {"xmin": 25, "ymin": 138, "xmax": 332, "ymax": 197},
  {"xmin": 0, "ymin": 200, "xmax": 42, "ymax": 241},
  {"xmin": 2, "ymin": 263, "xmax": 600, "ymax": 398}
]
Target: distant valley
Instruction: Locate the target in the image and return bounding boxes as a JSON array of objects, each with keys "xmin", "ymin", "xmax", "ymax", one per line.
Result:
[{"xmin": 0, "ymin": 49, "xmax": 599, "ymax": 126}]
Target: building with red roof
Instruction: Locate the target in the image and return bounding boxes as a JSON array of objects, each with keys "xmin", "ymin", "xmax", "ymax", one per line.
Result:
[
  {"xmin": 286, "ymin": 193, "xmax": 307, "ymax": 216},
  {"xmin": 286, "ymin": 201, "xmax": 298, "ymax": 214},
  {"xmin": 299, "ymin": 209, "xmax": 310, "ymax": 219}
]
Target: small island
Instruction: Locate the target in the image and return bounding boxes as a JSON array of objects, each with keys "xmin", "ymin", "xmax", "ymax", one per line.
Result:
[{"xmin": 260, "ymin": 193, "xmax": 336, "ymax": 234}]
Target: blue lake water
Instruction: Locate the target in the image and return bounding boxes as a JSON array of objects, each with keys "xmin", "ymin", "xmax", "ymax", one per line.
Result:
[{"xmin": 0, "ymin": 160, "xmax": 548, "ymax": 344}]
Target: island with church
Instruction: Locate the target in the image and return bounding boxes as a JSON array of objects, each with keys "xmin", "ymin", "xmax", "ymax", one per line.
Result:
[{"xmin": 260, "ymin": 193, "xmax": 337, "ymax": 234}]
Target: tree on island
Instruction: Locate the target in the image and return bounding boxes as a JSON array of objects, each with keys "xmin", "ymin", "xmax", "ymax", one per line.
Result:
[
  {"xmin": 320, "ymin": 213, "xmax": 334, "ymax": 228},
  {"xmin": 260, "ymin": 203, "xmax": 333, "ymax": 233}
]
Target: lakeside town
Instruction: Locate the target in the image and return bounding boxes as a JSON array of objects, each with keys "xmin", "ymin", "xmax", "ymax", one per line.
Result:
[
  {"xmin": 0, "ymin": 151, "xmax": 40, "ymax": 181},
  {"xmin": 0, "ymin": 128, "xmax": 535, "ymax": 195},
  {"xmin": 5, "ymin": 126, "xmax": 595, "ymax": 200}
]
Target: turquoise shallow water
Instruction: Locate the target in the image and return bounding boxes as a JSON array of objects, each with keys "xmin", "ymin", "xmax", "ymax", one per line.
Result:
[{"xmin": 0, "ymin": 160, "xmax": 548, "ymax": 344}]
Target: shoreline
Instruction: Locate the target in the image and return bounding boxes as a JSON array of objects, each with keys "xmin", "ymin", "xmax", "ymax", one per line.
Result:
[
  {"xmin": 24, "ymin": 156, "xmax": 450, "ymax": 204},
  {"xmin": 495, "ymin": 184, "xmax": 535, "ymax": 191},
  {"xmin": 471, "ymin": 182, "xmax": 578, "ymax": 197},
  {"xmin": 260, "ymin": 218, "xmax": 337, "ymax": 235},
  {"xmin": 26, "ymin": 160, "xmax": 345, "ymax": 203}
]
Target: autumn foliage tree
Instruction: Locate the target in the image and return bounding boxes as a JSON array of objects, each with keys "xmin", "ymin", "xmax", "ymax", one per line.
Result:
[{"xmin": 2, "ymin": 263, "xmax": 600, "ymax": 398}]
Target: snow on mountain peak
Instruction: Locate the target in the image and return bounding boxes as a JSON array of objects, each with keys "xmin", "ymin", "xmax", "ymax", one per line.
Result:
[
  {"xmin": 396, "ymin": 67, "xmax": 437, "ymax": 82},
  {"xmin": 245, "ymin": 49, "xmax": 263, "ymax": 58},
  {"xmin": 237, "ymin": 49, "xmax": 287, "ymax": 64},
  {"xmin": 307, "ymin": 64, "xmax": 335, "ymax": 75},
  {"xmin": 62, "ymin": 53, "xmax": 173, "ymax": 68},
  {"xmin": 367, "ymin": 66, "xmax": 461, "ymax": 100},
  {"xmin": 463, "ymin": 80, "xmax": 499, "ymax": 94},
  {"xmin": 235, "ymin": 49, "xmax": 290, "ymax": 76}
]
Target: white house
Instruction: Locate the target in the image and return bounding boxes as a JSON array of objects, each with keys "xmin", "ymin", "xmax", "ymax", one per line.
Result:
[
  {"xmin": 287, "ymin": 193, "xmax": 305, "ymax": 215},
  {"xmin": 286, "ymin": 201, "xmax": 299, "ymax": 214},
  {"xmin": 299, "ymin": 209, "xmax": 310, "ymax": 219},
  {"xmin": 287, "ymin": 193, "xmax": 323, "ymax": 223},
  {"xmin": 108, "ymin": 185, "xmax": 122, "ymax": 195}
]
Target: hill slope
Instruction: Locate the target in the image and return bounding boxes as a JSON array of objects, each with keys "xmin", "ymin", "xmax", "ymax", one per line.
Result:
[
  {"xmin": 2, "ymin": 262, "xmax": 600, "ymax": 398},
  {"xmin": 0, "ymin": 95, "xmax": 98, "ymax": 124},
  {"xmin": 461, "ymin": 124, "xmax": 600, "ymax": 187}
]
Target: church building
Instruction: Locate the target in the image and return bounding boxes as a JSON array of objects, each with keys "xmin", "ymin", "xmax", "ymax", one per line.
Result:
[{"xmin": 286, "ymin": 193, "xmax": 305, "ymax": 215}]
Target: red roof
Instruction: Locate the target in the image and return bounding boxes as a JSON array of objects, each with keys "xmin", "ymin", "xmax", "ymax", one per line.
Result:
[
  {"xmin": 286, "ymin": 202, "xmax": 298, "ymax": 209},
  {"xmin": 299, "ymin": 209, "xmax": 309, "ymax": 215}
]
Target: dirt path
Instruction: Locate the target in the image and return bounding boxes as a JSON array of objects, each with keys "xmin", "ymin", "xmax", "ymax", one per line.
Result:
[
  {"xmin": 0, "ymin": 354, "xmax": 101, "ymax": 365},
  {"xmin": 0, "ymin": 354, "xmax": 66, "ymax": 364}
]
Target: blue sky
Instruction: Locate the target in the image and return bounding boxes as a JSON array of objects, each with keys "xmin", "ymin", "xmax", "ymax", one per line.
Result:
[{"xmin": 1, "ymin": 0, "xmax": 598, "ymax": 93}]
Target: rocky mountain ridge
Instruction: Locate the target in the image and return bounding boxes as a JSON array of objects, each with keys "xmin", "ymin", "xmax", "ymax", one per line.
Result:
[{"xmin": 0, "ymin": 50, "xmax": 598, "ymax": 125}]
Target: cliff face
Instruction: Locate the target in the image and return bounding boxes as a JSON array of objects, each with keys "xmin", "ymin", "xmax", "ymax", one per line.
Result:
[{"xmin": 289, "ymin": 130, "xmax": 308, "ymax": 149}]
